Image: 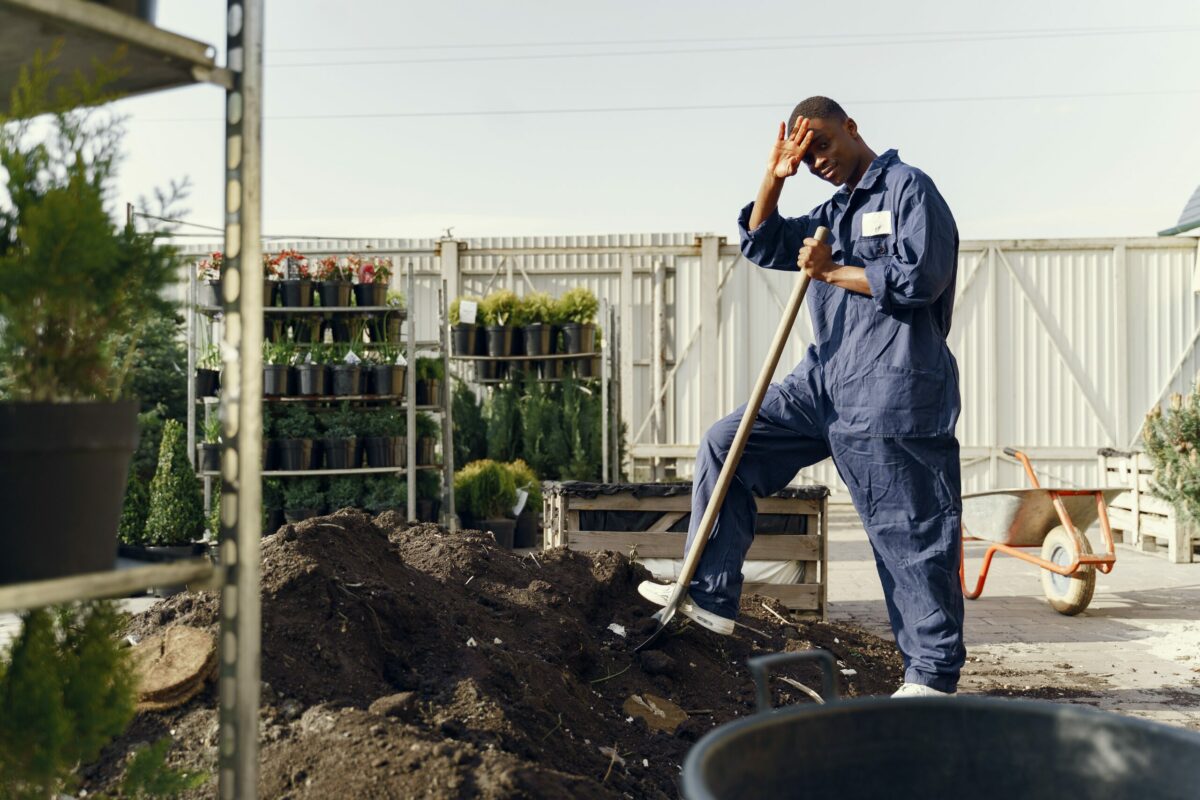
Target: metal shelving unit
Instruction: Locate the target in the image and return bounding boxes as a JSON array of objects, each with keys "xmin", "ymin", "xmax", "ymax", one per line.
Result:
[{"xmin": 0, "ymin": 2, "xmax": 262, "ymax": 797}]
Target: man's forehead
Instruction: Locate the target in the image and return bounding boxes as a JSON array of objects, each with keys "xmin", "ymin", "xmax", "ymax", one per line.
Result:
[{"xmin": 805, "ymin": 117, "xmax": 839, "ymax": 135}]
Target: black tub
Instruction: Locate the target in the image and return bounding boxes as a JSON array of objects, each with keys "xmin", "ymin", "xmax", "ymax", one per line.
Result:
[{"xmin": 682, "ymin": 650, "xmax": 1200, "ymax": 800}]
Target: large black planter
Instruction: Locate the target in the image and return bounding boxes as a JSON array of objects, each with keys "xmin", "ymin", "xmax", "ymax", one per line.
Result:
[
  {"xmin": 275, "ymin": 439, "xmax": 313, "ymax": 471},
  {"xmin": 363, "ymin": 436, "xmax": 395, "ymax": 468},
  {"xmin": 354, "ymin": 283, "xmax": 387, "ymax": 308},
  {"xmin": 560, "ymin": 322, "xmax": 595, "ymax": 354},
  {"xmin": 320, "ymin": 437, "xmax": 361, "ymax": 469},
  {"xmin": 197, "ymin": 443, "xmax": 220, "ymax": 472},
  {"xmin": 514, "ymin": 510, "xmax": 539, "ymax": 549},
  {"xmin": 0, "ymin": 401, "xmax": 138, "ymax": 584},
  {"xmin": 317, "ymin": 280, "xmax": 351, "ymax": 308},
  {"xmin": 485, "ymin": 325, "xmax": 514, "ymax": 357},
  {"xmin": 118, "ymin": 542, "xmax": 207, "ymax": 563},
  {"xmin": 416, "ymin": 436, "xmax": 437, "ymax": 466},
  {"xmin": 195, "ymin": 368, "xmax": 220, "ymax": 397},
  {"xmin": 263, "ymin": 364, "xmax": 290, "ymax": 396},
  {"xmin": 294, "ymin": 363, "xmax": 327, "ymax": 396},
  {"xmin": 198, "ymin": 278, "xmax": 221, "ymax": 308},
  {"xmin": 279, "ymin": 279, "xmax": 313, "ymax": 308},
  {"xmin": 369, "ymin": 364, "xmax": 405, "ymax": 396},
  {"xmin": 330, "ymin": 364, "xmax": 362, "ymax": 396},
  {"xmin": 452, "ymin": 323, "xmax": 478, "ymax": 356},
  {"xmin": 463, "ymin": 517, "xmax": 515, "ymax": 549}
]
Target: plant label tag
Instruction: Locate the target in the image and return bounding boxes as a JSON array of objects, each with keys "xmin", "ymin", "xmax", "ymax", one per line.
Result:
[
  {"xmin": 304, "ymin": 352, "xmax": 314, "ymax": 364},
  {"xmin": 512, "ymin": 488, "xmax": 529, "ymax": 517},
  {"xmin": 395, "ymin": 353, "xmax": 407, "ymax": 366},
  {"xmin": 460, "ymin": 300, "xmax": 478, "ymax": 325},
  {"xmin": 343, "ymin": 350, "xmax": 361, "ymax": 365},
  {"xmin": 861, "ymin": 211, "xmax": 892, "ymax": 237}
]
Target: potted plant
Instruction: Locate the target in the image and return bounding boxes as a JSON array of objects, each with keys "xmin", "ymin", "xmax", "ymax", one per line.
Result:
[
  {"xmin": 262, "ymin": 339, "xmax": 294, "ymax": 396},
  {"xmin": 262, "ymin": 250, "xmax": 282, "ymax": 307},
  {"xmin": 263, "ymin": 478, "xmax": 285, "ymax": 533},
  {"xmin": 196, "ymin": 343, "xmax": 221, "ymax": 397},
  {"xmin": 516, "ymin": 291, "xmax": 556, "ymax": 378},
  {"xmin": 329, "ymin": 342, "xmax": 363, "ymax": 396},
  {"xmin": 480, "ymin": 288, "xmax": 520, "ymax": 361},
  {"xmin": 367, "ymin": 343, "xmax": 405, "ymax": 396},
  {"xmin": 415, "ymin": 357, "xmax": 444, "ymax": 406},
  {"xmin": 326, "ymin": 474, "xmax": 364, "ymax": 512},
  {"xmin": 283, "ymin": 478, "xmax": 325, "ymax": 523},
  {"xmin": 262, "ymin": 404, "xmax": 278, "ymax": 471},
  {"xmin": 142, "ymin": 418, "xmax": 207, "ymax": 557},
  {"xmin": 506, "ymin": 459, "xmax": 542, "ymax": 548},
  {"xmin": 416, "ymin": 411, "xmax": 440, "ymax": 466},
  {"xmin": 319, "ymin": 401, "xmax": 361, "ymax": 469},
  {"xmin": 314, "ymin": 255, "xmax": 352, "ymax": 307},
  {"xmin": 275, "ymin": 248, "xmax": 312, "ymax": 308},
  {"xmin": 196, "ymin": 250, "xmax": 223, "ymax": 307},
  {"xmin": 382, "ymin": 406, "xmax": 408, "ymax": 467},
  {"xmin": 363, "ymin": 474, "xmax": 407, "ymax": 516},
  {"xmin": 449, "ymin": 294, "xmax": 483, "ymax": 356},
  {"xmin": 360, "ymin": 407, "xmax": 398, "ymax": 468},
  {"xmin": 417, "ymin": 469, "xmax": 441, "ymax": 522},
  {"xmin": 198, "ymin": 414, "xmax": 221, "ymax": 472},
  {"xmin": 273, "ymin": 404, "xmax": 318, "ymax": 471},
  {"xmin": 370, "ymin": 289, "xmax": 405, "ymax": 343},
  {"xmin": 0, "ymin": 67, "xmax": 180, "ymax": 583},
  {"xmin": 294, "ymin": 338, "xmax": 328, "ymax": 396},
  {"xmin": 453, "ymin": 459, "xmax": 517, "ymax": 547},
  {"xmin": 556, "ymin": 286, "xmax": 599, "ymax": 355},
  {"xmin": 353, "ymin": 254, "xmax": 392, "ymax": 307}
]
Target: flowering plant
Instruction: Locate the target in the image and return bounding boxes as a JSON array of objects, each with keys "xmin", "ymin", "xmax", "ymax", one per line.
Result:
[
  {"xmin": 276, "ymin": 248, "xmax": 309, "ymax": 279},
  {"xmin": 355, "ymin": 255, "xmax": 393, "ymax": 285},
  {"xmin": 196, "ymin": 251, "xmax": 223, "ymax": 281},
  {"xmin": 314, "ymin": 255, "xmax": 353, "ymax": 282}
]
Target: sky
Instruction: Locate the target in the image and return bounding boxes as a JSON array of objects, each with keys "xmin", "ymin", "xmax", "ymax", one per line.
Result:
[{"xmin": 111, "ymin": 0, "xmax": 1200, "ymax": 243}]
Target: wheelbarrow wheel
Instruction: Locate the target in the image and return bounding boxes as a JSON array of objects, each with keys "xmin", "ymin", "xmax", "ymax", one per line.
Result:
[{"xmin": 1039, "ymin": 525, "xmax": 1095, "ymax": 616}]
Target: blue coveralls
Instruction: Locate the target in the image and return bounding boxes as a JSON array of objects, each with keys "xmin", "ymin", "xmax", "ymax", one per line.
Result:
[{"xmin": 686, "ymin": 149, "xmax": 965, "ymax": 692}]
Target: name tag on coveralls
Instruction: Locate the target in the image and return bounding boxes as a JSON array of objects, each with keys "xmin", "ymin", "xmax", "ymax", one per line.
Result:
[{"xmin": 862, "ymin": 211, "xmax": 892, "ymax": 237}]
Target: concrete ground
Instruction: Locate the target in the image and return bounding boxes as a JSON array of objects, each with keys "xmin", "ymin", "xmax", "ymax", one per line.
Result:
[{"xmin": 825, "ymin": 502, "xmax": 1200, "ymax": 731}]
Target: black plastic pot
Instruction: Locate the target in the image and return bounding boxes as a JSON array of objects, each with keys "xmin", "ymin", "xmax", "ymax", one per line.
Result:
[
  {"xmin": 263, "ymin": 364, "xmax": 290, "ymax": 396},
  {"xmin": 320, "ymin": 437, "xmax": 360, "ymax": 469},
  {"xmin": 197, "ymin": 443, "xmax": 220, "ymax": 472},
  {"xmin": 279, "ymin": 278, "xmax": 313, "ymax": 308},
  {"xmin": 392, "ymin": 436, "xmax": 407, "ymax": 468},
  {"xmin": 195, "ymin": 368, "xmax": 220, "ymax": 397},
  {"xmin": 415, "ymin": 378, "xmax": 441, "ymax": 407},
  {"xmin": 522, "ymin": 323, "xmax": 551, "ymax": 356},
  {"xmin": 330, "ymin": 364, "xmax": 362, "ymax": 396},
  {"xmin": 294, "ymin": 363, "xmax": 327, "ymax": 396},
  {"xmin": 416, "ymin": 436, "xmax": 436, "ymax": 466},
  {"xmin": 118, "ymin": 542, "xmax": 206, "ymax": 563},
  {"xmin": 291, "ymin": 318, "xmax": 321, "ymax": 345},
  {"xmin": 198, "ymin": 278, "xmax": 221, "ymax": 308},
  {"xmin": 262, "ymin": 440, "xmax": 278, "ymax": 471},
  {"xmin": 370, "ymin": 311, "xmax": 404, "ymax": 343},
  {"xmin": 325, "ymin": 316, "xmax": 351, "ymax": 342},
  {"xmin": 514, "ymin": 510, "xmax": 539, "ymax": 549},
  {"xmin": 477, "ymin": 361, "xmax": 503, "ymax": 382},
  {"xmin": 363, "ymin": 436, "xmax": 395, "ymax": 468},
  {"xmin": 417, "ymin": 499, "xmax": 440, "ymax": 523},
  {"xmin": 0, "ymin": 401, "xmax": 138, "ymax": 584},
  {"xmin": 354, "ymin": 283, "xmax": 387, "ymax": 307},
  {"xmin": 366, "ymin": 364, "xmax": 400, "ymax": 395},
  {"xmin": 476, "ymin": 518, "xmax": 515, "ymax": 549},
  {"xmin": 264, "ymin": 278, "xmax": 279, "ymax": 308},
  {"xmin": 560, "ymin": 322, "xmax": 595, "ymax": 354},
  {"xmin": 485, "ymin": 325, "xmax": 514, "ymax": 357},
  {"xmin": 317, "ymin": 280, "xmax": 351, "ymax": 308},
  {"xmin": 274, "ymin": 439, "xmax": 313, "ymax": 471},
  {"xmin": 284, "ymin": 508, "xmax": 323, "ymax": 524},
  {"xmin": 452, "ymin": 323, "xmax": 478, "ymax": 356},
  {"xmin": 265, "ymin": 508, "xmax": 286, "ymax": 534}
]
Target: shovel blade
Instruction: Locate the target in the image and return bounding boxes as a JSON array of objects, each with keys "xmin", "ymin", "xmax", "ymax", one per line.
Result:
[{"xmin": 633, "ymin": 606, "xmax": 677, "ymax": 652}]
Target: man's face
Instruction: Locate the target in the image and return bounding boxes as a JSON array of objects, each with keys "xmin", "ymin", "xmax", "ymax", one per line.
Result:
[{"xmin": 802, "ymin": 117, "xmax": 861, "ymax": 187}]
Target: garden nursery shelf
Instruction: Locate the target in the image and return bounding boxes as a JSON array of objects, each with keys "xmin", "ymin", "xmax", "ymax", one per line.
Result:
[
  {"xmin": 451, "ymin": 353, "xmax": 599, "ymax": 362},
  {"xmin": 197, "ymin": 305, "xmax": 405, "ymax": 316},
  {"xmin": 0, "ymin": 558, "xmax": 217, "ymax": 615},
  {"xmin": 199, "ymin": 396, "xmax": 440, "ymax": 407},
  {"xmin": 201, "ymin": 465, "xmax": 442, "ymax": 478}
]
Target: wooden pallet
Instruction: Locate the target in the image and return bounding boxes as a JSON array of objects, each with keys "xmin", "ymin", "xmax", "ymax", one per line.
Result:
[
  {"xmin": 543, "ymin": 483, "xmax": 828, "ymax": 618},
  {"xmin": 1098, "ymin": 450, "xmax": 1198, "ymax": 564}
]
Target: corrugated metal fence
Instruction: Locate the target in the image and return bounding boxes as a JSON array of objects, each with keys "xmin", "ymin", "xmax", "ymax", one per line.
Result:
[{"xmin": 183, "ymin": 234, "xmax": 1200, "ymax": 495}]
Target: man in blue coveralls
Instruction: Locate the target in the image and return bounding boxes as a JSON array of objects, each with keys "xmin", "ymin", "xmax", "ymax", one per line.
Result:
[{"xmin": 639, "ymin": 96, "xmax": 965, "ymax": 697}]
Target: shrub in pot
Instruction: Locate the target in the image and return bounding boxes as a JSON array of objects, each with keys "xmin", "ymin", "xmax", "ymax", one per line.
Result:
[
  {"xmin": 479, "ymin": 288, "xmax": 519, "ymax": 361},
  {"xmin": 283, "ymin": 478, "xmax": 325, "ymax": 523},
  {"xmin": 363, "ymin": 474, "xmax": 407, "ymax": 516},
  {"xmin": 506, "ymin": 459, "xmax": 542, "ymax": 548},
  {"xmin": 326, "ymin": 475, "xmax": 364, "ymax": 513},
  {"xmin": 416, "ymin": 411, "xmax": 440, "ymax": 466},
  {"xmin": 380, "ymin": 406, "xmax": 408, "ymax": 467},
  {"xmin": 329, "ymin": 343, "xmax": 363, "ymax": 396},
  {"xmin": 0, "ymin": 66, "xmax": 181, "ymax": 583},
  {"xmin": 417, "ymin": 469, "xmax": 442, "ymax": 522},
  {"xmin": 415, "ymin": 357, "xmax": 444, "ymax": 406},
  {"xmin": 263, "ymin": 478, "xmax": 285, "ymax": 534},
  {"xmin": 360, "ymin": 407, "xmax": 397, "ymax": 468},
  {"xmin": 143, "ymin": 419, "xmax": 206, "ymax": 553},
  {"xmin": 319, "ymin": 401, "xmax": 361, "ymax": 469},
  {"xmin": 197, "ymin": 414, "xmax": 221, "ymax": 472},
  {"xmin": 273, "ymin": 405, "xmax": 318, "ymax": 470},
  {"xmin": 352, "ymin": 255, "xmax": 392, "ymax": 307},
  {"xmin": 454, "ymin": 459, "xmax": 518, "ymax": 547},
  {"xmin": 449, "ymin": 294, "xmax": 483, "ymax": 355},
  {"xmin": 293, "ymin": 339, "xmax": 329, "ymax": 396},
  {"xmin": 516, "ymin": 291, "xmax": 556, "ymax": 376},
  {"xmin": 555, "ymin": 286, "xmax": 599, "ymax": 355},
  {"xmin": 263, "ymin": 339, "xmax": 294, "ymax": 396},
  {"xmin": 274, "ymin": 249, "xmax": 312, "ymax": 307}
]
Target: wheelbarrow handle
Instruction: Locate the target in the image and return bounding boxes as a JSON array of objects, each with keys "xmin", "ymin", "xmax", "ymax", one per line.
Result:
[
  {"xmin": 748, "ymin": 649, "xmax": 839, "ymax": 713},
  {"xmin": 1002, "ymin": 447, "xmax": 1020, "ymax": 458}
]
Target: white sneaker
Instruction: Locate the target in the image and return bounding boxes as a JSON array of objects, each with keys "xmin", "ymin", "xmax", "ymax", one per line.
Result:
[
  {"xmin": 891, "ymin": 683, "xmax": 955, "ymax": 698},
  {"xmin": 636, "ymin": 580, "xmax": 734, "ymax": 636}
]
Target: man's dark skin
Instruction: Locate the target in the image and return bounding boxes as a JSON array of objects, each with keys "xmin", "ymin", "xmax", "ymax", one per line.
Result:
[{"xmin": 749, "ymin": 115, "xmax": 879, "ymax": 296}]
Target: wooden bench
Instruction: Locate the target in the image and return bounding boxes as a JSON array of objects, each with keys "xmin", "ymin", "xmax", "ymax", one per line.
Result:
[
  {"xmin": 543, "ymin": 481, "xmax": 828, "ymax": 618},
  {"xmin": 1097, "ymin": 448, "xmax": 1198, "ymax": 564}
]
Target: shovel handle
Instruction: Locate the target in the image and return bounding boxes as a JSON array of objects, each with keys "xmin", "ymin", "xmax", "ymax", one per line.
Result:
[{"xmin": 662, "ymin": 226, "xmax": 829, "ymax": 612}]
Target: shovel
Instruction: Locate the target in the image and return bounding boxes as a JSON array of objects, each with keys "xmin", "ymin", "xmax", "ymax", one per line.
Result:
[{"xmin": 635, "ymin": 225, "xmax": 830, "ymax": 652}]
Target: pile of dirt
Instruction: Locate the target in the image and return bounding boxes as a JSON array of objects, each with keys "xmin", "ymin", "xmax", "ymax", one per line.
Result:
[{"xmin": 84, "ymin": 510, "xmax": 903, "ymax": 798}]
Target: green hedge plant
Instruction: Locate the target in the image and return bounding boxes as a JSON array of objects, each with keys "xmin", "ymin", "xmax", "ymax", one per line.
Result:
[
  {"xmin": 327, "ymin": 476, "xmax": 363, "ymax": 511},
  {"xmin": 556, "ymin": 287, "xmax": 599, "ymax": 325},
  {"xmin": 143, "ymin": 418, "xmax": 205, "ymax": 546},
  {"xmin": 479, "ymin": 289, "xmax": 519, "ymax": 327},
  {"xmin": 283, "ymin": 478, "xmax": 324, "ymax": 513},
  {"xmin": 1144, "ymin": 389, "xmax": 1200, "ymax": 525},
  {"xmin": 454, "ymin": 459, "xmax": 517, "ymax": 521},
  {"xmin": 449, "ymin": 295, "xmax": 482, "ymax": 326}
]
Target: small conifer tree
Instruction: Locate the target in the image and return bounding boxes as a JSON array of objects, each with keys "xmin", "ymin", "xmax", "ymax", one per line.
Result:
[{"xmin": 144, "ymin": 418, "xmax": 205, "ymax": 545}]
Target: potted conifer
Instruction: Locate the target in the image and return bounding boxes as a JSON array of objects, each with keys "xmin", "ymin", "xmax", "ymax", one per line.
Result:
[
  {"xmin": 449, "ymin": 294, "xmax": 483, "ymax": 355},
  {"xmin": 283, "ymin": 478, "xmax": 325, "ymax": 523},
  {"xmin": 327, "ymin": 475, "xmax": 364, "ymax": 512},
  {"xmin": 319, "ymin": 401, "xmax": 361, "ymax": 469},
  {"xmin": 363, "ymin": 475, "xmax": 407, "ymax": 516},
  {"xmin": 480, "ymin": 289, "xmax": 520, "ymax": 379},
  {"xmin": 143, "ymin": 418, "xmax": 207, "ymax": 556},
  {"xmin": 557, "ymin": 286, "xmax": 599, "ymax": 355},
  {"xmin": 416, "ymin": 411, "xmax": 439, "ymax": 466},
  {"xmin": 454, "ymin": 459, "xmax": 517, "ymax": 547},
  {"xmin": 415, "ymin": 357, "xmax": 444, "ymax": 406},
  {"xmin": 360, "ymin": 407, "xmax": 397, "ymax": 468},
  {"xmin": 273, "ymin": 405, "xmax": 318, "ymax": 471},
  {"xmin": 517, "ymin": 291, "xmax": 556, "ymax": 379}
]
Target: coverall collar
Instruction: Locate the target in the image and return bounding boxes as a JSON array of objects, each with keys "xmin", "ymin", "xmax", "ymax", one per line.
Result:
[{"xmin": 838, "ymin": 148, "xmax": 899, "ymax": 195}]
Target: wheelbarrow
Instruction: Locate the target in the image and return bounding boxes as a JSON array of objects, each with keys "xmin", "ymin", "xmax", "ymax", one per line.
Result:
[
  {"xmin": 682, "ymin": 650, "xmax": 1200, "ymax": 800},
  {"xmin": 960, "ymin": 447, "xmax": 1122, "ymax": 615}
]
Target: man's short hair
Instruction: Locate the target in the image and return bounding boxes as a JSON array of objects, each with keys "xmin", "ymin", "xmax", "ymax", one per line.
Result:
[{"xmin": 787, "ymin": 96, "xmax": 847, "ymax": 133}]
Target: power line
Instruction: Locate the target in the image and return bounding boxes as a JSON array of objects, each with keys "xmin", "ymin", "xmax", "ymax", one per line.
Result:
[
  {"xmin": 131, "ymin": 89, "xmax": 1200, "ymax": 123},
  {"xmin": 264, "ymin": 25, "xmax": 1200, "ymax": 68}
]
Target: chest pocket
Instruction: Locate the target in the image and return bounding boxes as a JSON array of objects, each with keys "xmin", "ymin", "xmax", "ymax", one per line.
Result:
[{"xmin": 852, "ymin": 237, "xmax": 891, "ymax": 264}]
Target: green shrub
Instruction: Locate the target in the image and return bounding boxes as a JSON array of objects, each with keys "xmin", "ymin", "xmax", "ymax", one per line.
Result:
[
  {"xmin": 202, "ymin": 414, "xmax": 221, "ymax": 445},
  {"xmin": 262, "ymin": 339, "xmax": 294, "ymax": 366},
  {"xmin": 118, "ymin": 470, "xmax": 150, "ymax": 545},
  {"xmin": 119, "ymin": 736, "xmax": 209, "ymax": 798},
  {"xmin": 263, "ymin": 479, "xmax": 284, "ymax": 512},
  {"xmin": 321, "ymin": 402, "xmax": 359, "ymax": 438},
  {"xmin": 0, "ymin": 602, "xmax": 136, "ymax": 798},
  {"xmin": 454, "ymin": 459, "xmax": 517, "ymax": 521},
  {"xmin": 521, "ymin": 379, "xmax": 569, "ymax": 480},
  {"xmin": 416, "ymin": 357, "xmax": 445, "ymax": 382},
  {"xmin": 415, "ymin": 411, "xmax": 440, "ymax": 441},
  {"xmin": 479, "ymin": 289, "xmax": 519, "ymax": 326},
  {"xmin": 449, "ymin": 295, "xmax": 482, "ymax": 326},
  {"xmin": 132, "ymin": 405, "xmax": 168, "ymax": 481},
  {"xmin": 143, "ymin": 418, "xmax": 205, "ymax": 545},
  {"xmin": 513, "ymin": 291, "xmax": 555, "ymax": 327},
  {"xmin": 417, "ymin": 469, "xmax": 441, "ymax": 501},
  {"xmin": 556, "ymin": 287, "xmax": 599, "ymax": 325},
  {"xmin": 363, "ymin": 475, "xmax": 406, "ymax": 513},
  {"xmin": 486, "ymin": 380, "xmax": 523, "ymax": 463},
  {"xmin": 206, "ymin": 483, "xmax": 221, "ymax": 539},
  {"xmin": 562, "ymin": 377, "xmax": 602, "ymax": 481},
  {"xmin": 452, "ymin": 382, "xmax": 487, "ymax": 468},
  {"xmin": 506, "ymin": 459, "xmax": 542, "ymax": 511},
  {"xmin": 326, "ymin": 476, "xmax": 363, "ymax": 510},
  {"xmin": 126, "ymin": 309, "xmax": 189, "ymax": 420},
  {"xmin": 274, "ymin": 405, "xmax": 316, "ymax": 440},
  {"xmin": 283, "ymin": 478, "xmax": 324, "ymax": 512},
  {"xmin": 1144, "ymin": 390, "xmax": 1200, "ymax": 525},
  {"xmin": 379, "ymin": 407, "xmax": 408, "ymax": 438}
]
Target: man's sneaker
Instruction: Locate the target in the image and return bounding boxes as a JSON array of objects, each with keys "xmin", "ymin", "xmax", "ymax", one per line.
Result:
[
  {"xmin": 891, "ymin": 683, "xmax": 955, "ymax": 698},
  {"xmin": 636, "ymin": 580, "xmax": 734, "ymax": 636}
]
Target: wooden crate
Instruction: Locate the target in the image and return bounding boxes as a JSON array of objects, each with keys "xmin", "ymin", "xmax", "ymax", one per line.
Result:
[
  {"xmin": 543, "ymin": 482, "xmax": 828, "ymax": 618},
  {"xmin": 1097, "ymin": 449, "xmax": 1198, "ymax": 564}
]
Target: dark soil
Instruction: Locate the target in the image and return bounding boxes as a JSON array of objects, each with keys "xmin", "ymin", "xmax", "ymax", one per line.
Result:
[{"xmin": 84, "ymin": 510, "xmax": 903, "ymax": 799}]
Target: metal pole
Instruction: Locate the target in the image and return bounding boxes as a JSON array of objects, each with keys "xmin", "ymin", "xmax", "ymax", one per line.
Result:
[
  {"xmin": 440, "ymin": 280, "xmax": 455, "ymax": 528},
  {"xmin": 600, "ymin": 298, "xmax": 609, "ymax": 483},
  {"xmin": 652, "ymin": 259, "xmax": 665, "ymax": 481},
  {"xmin": 406, "ymin": 261, "xmax": 417, "ymax": 521},
  {"xmin": 218, "ymin": 2, "xmax": 263, "ymax": 797}
]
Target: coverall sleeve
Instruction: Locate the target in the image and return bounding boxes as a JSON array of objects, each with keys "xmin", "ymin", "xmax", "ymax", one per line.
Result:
[
  {"xmin": 863, "ymin": 179, "xmax": 957, "ymax": 314},
  {"xmin": 737, "ymin": 202, "xmax": 812, "ymax": 272}
]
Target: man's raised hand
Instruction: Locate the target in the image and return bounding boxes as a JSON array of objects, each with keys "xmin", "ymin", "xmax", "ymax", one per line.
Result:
[{"xmin": 768, "ymin": 118, "xmax": 814, "ymax": 179}]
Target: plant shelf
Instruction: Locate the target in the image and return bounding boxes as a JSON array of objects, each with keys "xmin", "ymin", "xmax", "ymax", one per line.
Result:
[
  {"xmin": 0, "ymin": 558, "xmax": 217, "ymax": 615},
  {"xmin": 452, "ymin": 353, "xmax": 598, "ymax": 361},
  {"xmin": 198, "ymin": 305, "xmax": 405, "ymax": 316},
  {"xmin": 201, "ymin": 464, "xmax": 442, "ymax": 477}
]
